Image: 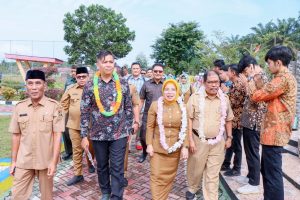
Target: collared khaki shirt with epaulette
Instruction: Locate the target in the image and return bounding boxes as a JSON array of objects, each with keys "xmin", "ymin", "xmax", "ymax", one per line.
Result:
[
  {"xmin": 8, "ymin": 96, "xmax": 65, "ymax": 170},
  {"xmin": 129, "ymin": 84, "xmax": 140, "ymax": 107},
  {"xmin": 60, "ymin": 83, "xmax": 83, "ymax": 130},
  {"xmin": 187, "ymin": 91, "xmax": 234, "ymax": 138}
]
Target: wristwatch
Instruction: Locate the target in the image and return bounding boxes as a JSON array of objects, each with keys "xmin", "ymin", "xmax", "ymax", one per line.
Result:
[
  {"xmin": 227, "ymin": 135, "xmax": 233, "ymax": 139},
  {"xmin": 134, "ymin": 121, "xmax": 140, "ymax": 126}
]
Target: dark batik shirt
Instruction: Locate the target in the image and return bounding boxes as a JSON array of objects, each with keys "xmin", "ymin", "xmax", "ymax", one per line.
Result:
[
  {"xmin": 229, "ymin": 77, "xmax": 246, "ymax": 129},
  {"xmin": 140, "ymin": 79, "xmax": 164, "ymax": 122},
  {"xmin": 240, "ymin": 72, "xmax": 268, "ymax": 131},
  {"xmin": 80, "ymin": 77, "xmax": 133, "ymax": 141}
]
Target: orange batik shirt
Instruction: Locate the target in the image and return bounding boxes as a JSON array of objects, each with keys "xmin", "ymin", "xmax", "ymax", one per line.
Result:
[{"xmin": 250, "ymin": 67, "xmax": 297, "ymax": 146}]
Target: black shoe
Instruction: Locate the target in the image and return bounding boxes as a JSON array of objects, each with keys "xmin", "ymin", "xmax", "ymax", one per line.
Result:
[
  {"xmin": 220, "ymin": 164, "xmax": 231, "ymax": 171},
  {"xmin": 123, "ymin": 178, "xmax": 128, "ymax": 187},
  {"xmin": 88, "ymin": 165, "xmax": 95, "ymax": 173},
  {"xmin": 224, "ymin": 169, "xmax": 241, "ymax": 177},
  {"xmin": 66, "ymin": 175, "xmax": 84, "ymax": 186},
  {"xmin": 138, "ymin": 153, "xmax": 147, "ymax": 163},
  {"xmin": 186, "ymin": 191, "xmax": 195, "ymax": 200},
  {"xmin": 62, "ymin": 153, "xmax": 72, "ymax": 160}
]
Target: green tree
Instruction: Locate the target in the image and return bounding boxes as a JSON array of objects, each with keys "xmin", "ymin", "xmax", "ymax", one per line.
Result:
[
  {"xmin": 63, "ymin": 4, "xmax": 135, "ymax": 65},
  {"xmin": 151, "ymin": 22, "xmax": 205, "ymax": 75},
  {"xmin": 135, "ymin": 52, "xmax": 149, "ymax": 69}
]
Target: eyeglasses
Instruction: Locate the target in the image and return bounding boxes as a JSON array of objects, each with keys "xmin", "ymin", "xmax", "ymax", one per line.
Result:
[
  {"xmin": 141, "ymin": 72, "xmax": 146, "ymax": 75},
  {"xmin": 76, "ymin": 75, "xmax": 88, "ymax": 79},
  {"xmin": 153, "ymin": 70, "xmax": 163, "ymax": 74}
]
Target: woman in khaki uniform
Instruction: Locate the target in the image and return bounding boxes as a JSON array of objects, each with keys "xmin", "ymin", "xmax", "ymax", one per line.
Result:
[{"xmin": 146, "ymin": 79, "xmax": 189, "ymax": 200}]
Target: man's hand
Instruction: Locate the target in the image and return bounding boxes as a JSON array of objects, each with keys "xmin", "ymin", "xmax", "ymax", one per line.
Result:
[
  {"xmin": 10, "ymin": 161, "xmax": 16, "ymax": 176},
  {"xmin": 225, "ymin": 139, "xmax": 232, "ymax": 149},
  {"xmin": 146, "ymin": 144, "xmax": 154, "ymax": 157},
  {"xmin": 254, "ymin": 74, "xmax": 264, "ymax": 89},
  {"xmin": 239, "ymin": 73, "xmax": 248, "ymax": 86},
  {"xmin": 181, "ymin": 147, "xmax": 189, "ymax": 160},
  {"xmin": 47, "ymin": 161, "xmax": 57, "ymax": 178},
  {"xmin": 81, "ymin": 137, "xmax": 89, "ymax": 152},
  {"xmin": 189, "ymin": 139, "xmax": 197, "ymax": 154},
  {"xmin": 132, "ymin": 123, "xmax": 139, "ymax": 134}
]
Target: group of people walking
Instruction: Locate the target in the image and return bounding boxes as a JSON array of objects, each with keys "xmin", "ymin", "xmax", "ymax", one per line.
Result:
[{"xmin": 8, "ymin": 45, "xmax": 296, "ymax": 200}]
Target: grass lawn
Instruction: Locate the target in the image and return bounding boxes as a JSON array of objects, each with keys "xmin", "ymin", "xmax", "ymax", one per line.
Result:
[{"xmin": 0, "ymin": 116, "xmax": 11, "ymax": 158}]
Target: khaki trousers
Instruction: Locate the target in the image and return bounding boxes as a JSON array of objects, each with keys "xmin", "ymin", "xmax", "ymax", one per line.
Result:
[
  {"xmin": 12, "ymin": 168, "xmax": 53, "ymax": 200},
  {"xmin": 69, "ymin": 128, "xmax": 95, "ymax": 176},
  {"xmin": 187, "ymin": 134, "xmax": 225, "ymax": 200}
]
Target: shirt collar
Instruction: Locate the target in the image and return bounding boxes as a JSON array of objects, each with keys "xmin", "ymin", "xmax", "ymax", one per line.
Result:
[
  {"xmin": 150, "ymin": 78, "xmax": 164, "ymax": 84},
  {"xmin": 28, "ymin": 95, "xmax": 47, "ymax": 107},
  {"xmin": 276, "ymin": 67, "xmax": 289, "ymax": 77},
  {"xmin": 204, "ymin": 90, "xmax": 220, "ymax": 99},
  {"xmin": 130, "ymin": 75, "xmax": 143, "ymax": 80}
]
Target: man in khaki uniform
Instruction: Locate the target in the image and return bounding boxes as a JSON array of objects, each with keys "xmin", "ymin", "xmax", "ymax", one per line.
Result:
[
  {"xmin": 9, "ymin": 70, "xmax": 64, "ymax": 200},
  {"xmin": 123, "ymin": 83, "xmax": 140, "ymax": 186},
  {"xmin": 186, "ymin": 70, "xmax": 234, "ymax": 200},
  {"xmin": 61, "ymin": 67, "xmax": 95, "ymax": 186}
]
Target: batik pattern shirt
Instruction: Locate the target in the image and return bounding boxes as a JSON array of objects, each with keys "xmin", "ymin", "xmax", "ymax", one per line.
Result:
[
  {"xmin": 251, "ymin": 68, "xmax": 297, "ymax": 146},
  {"xmin": 229, "ymin": 77, "xmax": 246, "ymax": 129},
  {"xmin": 240, "ymin": 72, "xmax": 268, "ymax": 131},
  {"xmin": 80, "ymin": 77, "xmax": 133, "ymax": 141}
]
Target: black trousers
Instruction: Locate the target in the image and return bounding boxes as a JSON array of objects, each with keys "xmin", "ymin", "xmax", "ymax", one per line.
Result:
[
  {"xmin": 243, "ymin": 127, "xmax": 260, "ymax": 186},
  {"xmin": 63, "ymin": 113, "xmax": 73, "ymax": 155},
  {"xmin": 93, "ymin": 137, "xmax": 127, "ymax": 200},
  {"xmin": 223, "ymin": 128, "xmax": 242, "ymax": 171},
  {"xmin": 140, "ymin": 119, "xmax": 148, "ymax": 155},
  {"xmin": 261, "ymin": 145, "xmax": 284, "ymax": 200}
]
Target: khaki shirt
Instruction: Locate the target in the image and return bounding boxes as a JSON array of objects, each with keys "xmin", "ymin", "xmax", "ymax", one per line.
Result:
[
  {"xmin": 129, "ymin": 84, "xmax": 140, "ymax": 107},
  {"xmin": 146, "ymin": 101, "xmax": 189, "ymax": 154},
  {"xmin": 60, "ymin": 83, "xmax": 83, "ymax": 130},
  {"xmin": 8, "ymin": 96, "xmax": 64, "ymax": 170},
  {"xmin": 187, "ymin": 91, "xmax": 234, "ymax": 138}
]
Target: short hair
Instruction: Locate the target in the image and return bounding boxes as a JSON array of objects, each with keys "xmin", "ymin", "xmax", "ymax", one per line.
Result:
[
  {"xmin": 71, "ymin": 65, "xmax": 77, "ymax": 69},
  {"xmin": 265, "ymin": 45, "xmax": 293, "ymax": 66},
  {"xmin": 238, "ymin": 55, "xmax": 257, "ymax": 73},
  {"xmin": 147, "ymin": 68, "xmax": 152, "ymax": 72},
  {"xmin": 131, "ymin": 62, "xmax": 141, "ymax": 68},
  {"xmin": 203, "ymin": 70, "xmax": 220, "ymax": 82},
  {"xmin": 213, "ymin": 59, "xmax": 225, "ymax": 68},
  {"xmin": 96, "ymin": 50, "xmax": 115, "ymax": 60},
  {"xmin": 220, "ymin": 65, "xmax": 229, "ymax": 71},
  {"xmin": 227, "ymin": 64, "xmax": 239, "ymax": 75},
  {"xmin": 152, "ymin": 63, "xmax": 165, "ymax": 70}
]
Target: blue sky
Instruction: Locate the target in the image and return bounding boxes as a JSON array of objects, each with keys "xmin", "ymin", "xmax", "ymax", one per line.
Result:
[{"xmin": 0, "ymin": 0, "xmax": 299, "ymax": 66}]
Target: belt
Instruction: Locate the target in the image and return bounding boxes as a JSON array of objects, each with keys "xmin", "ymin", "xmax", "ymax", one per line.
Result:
[{"xmin": 192, "ymin": 129, "xmax": 216, "ymax": 140}]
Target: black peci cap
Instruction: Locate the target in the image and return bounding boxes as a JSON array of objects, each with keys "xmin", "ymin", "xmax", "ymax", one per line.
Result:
[{"xmin": 25, "ymin": 70, "xmax": 45, "ymax": 81}]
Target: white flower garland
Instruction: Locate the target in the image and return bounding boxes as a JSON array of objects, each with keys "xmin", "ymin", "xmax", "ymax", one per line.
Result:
[
  {"xmin": 198, "ymin": 86, "xmax": 227, "ymax": 144},
  {"xmin": 157, "ymin": 96, "xmax": 187, "ymax": 153}
]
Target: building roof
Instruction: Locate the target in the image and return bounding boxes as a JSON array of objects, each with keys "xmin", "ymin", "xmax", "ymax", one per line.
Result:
[{"xmin": 4, "ymin": 54, "xmax": 64, "ymax": 64}]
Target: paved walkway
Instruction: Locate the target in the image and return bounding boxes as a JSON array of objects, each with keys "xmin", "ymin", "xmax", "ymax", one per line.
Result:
[
  {"xmin": 0, "ymin": 103, "xmax": 299, "ymax": 199},
  {"xmin": 2, "ymin": 145, "xmax": 233, "ymax": 200}
]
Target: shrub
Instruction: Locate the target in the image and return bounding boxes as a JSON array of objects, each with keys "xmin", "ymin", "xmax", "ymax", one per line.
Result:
[
  {"xmin": 1, "ymin": 79, "xmax": 24, "ymax": 94},
  {"xmin": 45, "ymin": 88, "xmax": 64, "ymax": 101},
  {"xmin": 1, "ymin": 87, "xmax": 16, "ymax": 101}
]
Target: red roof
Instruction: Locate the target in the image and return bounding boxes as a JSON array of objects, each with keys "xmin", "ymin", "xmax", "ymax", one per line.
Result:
[{"xmin": 4, "ymin": 54, "xmax": 64, "ymax": 64}]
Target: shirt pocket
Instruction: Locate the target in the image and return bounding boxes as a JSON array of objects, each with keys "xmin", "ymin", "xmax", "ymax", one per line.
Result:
[
  {"xmin": 18, "ymin": 116, "xmax": 29, "ymax": 134},
  {"xmin": 40, "ymin": 115, "xmax": 53, "ymax": 133},
  {"xmin": 70, "ymin": 97, "xmax": 80, "ymax": 105}
]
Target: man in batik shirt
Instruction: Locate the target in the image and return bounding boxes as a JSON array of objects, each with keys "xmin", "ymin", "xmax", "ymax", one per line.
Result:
[
  {"xmin": 250, "ymin": 46, "xmax": 296, "ymax": 200},
  {"xmin": 80, "ymin": 50, "xmax": 133, "ymax": 200},
  {"xmin": 222, "ymin": 64, "xmax": 246, "ymax": 177},
  {"xmin": 237, "ymin": 55, "xmax": 268, "ymax": 194}
]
